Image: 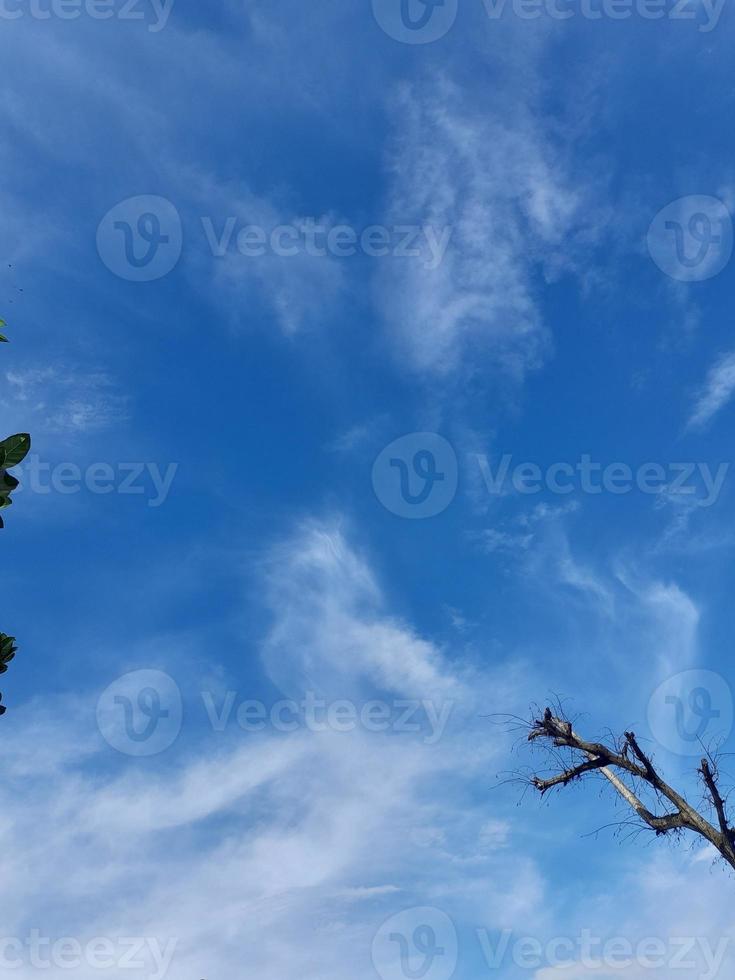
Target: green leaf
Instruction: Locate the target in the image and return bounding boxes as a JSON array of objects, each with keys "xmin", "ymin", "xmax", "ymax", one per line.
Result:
[
  {"xmin": 0, "ymin": 472, "xmax": 19, "ymax": 493},
  {"xmin": 0, "ymin": 433, "xmax": 31, "ymax": 468},
  {"xmin": 0, "ymin": 634, "xmax": 17, "ymax": 677}
]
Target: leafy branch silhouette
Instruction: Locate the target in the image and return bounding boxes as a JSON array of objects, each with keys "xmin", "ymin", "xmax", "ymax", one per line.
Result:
[{"xmin": 0, "ymin": 317, "xmax": 31, "ymax": 715}]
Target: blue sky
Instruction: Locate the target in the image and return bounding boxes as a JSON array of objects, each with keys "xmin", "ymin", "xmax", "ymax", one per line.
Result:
[{"xmin": 2, "ymin": 0, "xmax": 735, "ymax": 977}]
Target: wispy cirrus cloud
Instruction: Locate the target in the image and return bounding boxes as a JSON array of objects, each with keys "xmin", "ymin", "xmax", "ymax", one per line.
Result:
[
  {"xmin": 375, "ymin": 76, "xmax": 605, "ymax": 380},
  {"xmin": 686, "ymin": 349, "xmax": 735, "ymax": 431},
  {"xmin": 2, "ymin": 366, "xmax": 128, "ymax": 436},
  {"xmin": 0, "ymin": 519, "xmax": 538, "ymax": 980}
]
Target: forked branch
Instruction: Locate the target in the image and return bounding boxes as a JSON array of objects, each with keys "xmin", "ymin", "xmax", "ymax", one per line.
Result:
[{"xmin": 525, "ymin": 707, "xmax": 735, "ymax": 871}]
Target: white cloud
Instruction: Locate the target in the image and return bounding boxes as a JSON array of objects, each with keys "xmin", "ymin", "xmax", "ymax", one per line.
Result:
[
  {"xmin": 0, "ymin": 9, "xmax": 361, "ymax": 338},
  {"xmin": 472, "ymin": 501, "xmax": 580, "ymax": 556},
  {"xmin": 262, "ymin": 520, "xmax": 462, "ymax": 701},
  {"xmin": 0, "ymin": 519, "xmax": 537, "ymax": 980},
  {"xmin": 613, "ymin": 569, "xmax": 700, "ymax": 677},
  {"xmin": 532, "ymin": 851, "xmax": 735, "ymax": 980},
  {"xmin": 375, "ymin": 77, "xmax": 602, "ymax": 379},
  {"xmin": 2, "ymin": 366, "xmax": 127, "ymax": 436},
  {"xmin": 187, "ymin": 178, "xmax": 347, "ymax": 334},
  {"xmin": 475, "ymin": 527, "xmax": 535, "ymax": 554},
  {"xmin": 0, "ymin": 518, "xmax": 720, "ymax": 980},
  {"xmin": 687, "ymin": 349, "xmax": 735, "ymax": 431}
]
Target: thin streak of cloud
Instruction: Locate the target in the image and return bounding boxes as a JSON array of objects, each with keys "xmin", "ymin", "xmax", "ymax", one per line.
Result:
[{"xmin": 687, "ymin": 349, "xmax": 735, "ymax": 431}]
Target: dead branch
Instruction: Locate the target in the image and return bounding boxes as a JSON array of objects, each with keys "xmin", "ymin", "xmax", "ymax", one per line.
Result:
[{"xmin": 524, "ymin": 706, "xmax": 735, "ymax": 871}]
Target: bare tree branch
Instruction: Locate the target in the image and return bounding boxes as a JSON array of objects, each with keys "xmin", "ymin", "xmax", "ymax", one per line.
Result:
[{"xmin": 522, "ymin": 706, "xmax": 735, "ymax": 871}]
